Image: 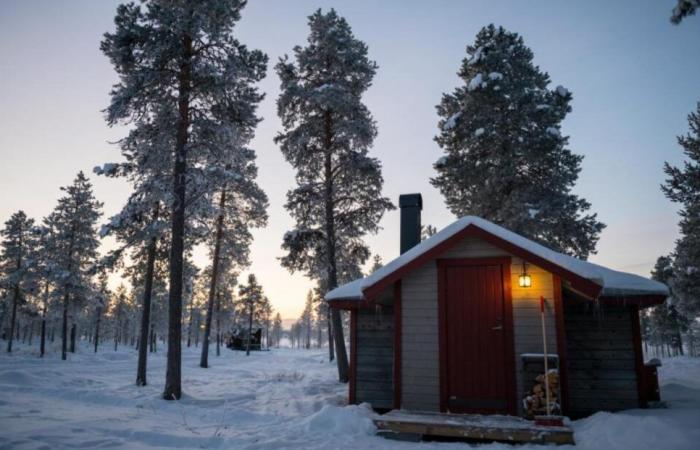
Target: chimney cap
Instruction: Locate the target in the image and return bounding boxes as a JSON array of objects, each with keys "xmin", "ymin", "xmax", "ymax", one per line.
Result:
[{"xmin": 399, "ymin": 193, "xmax": 422, "ymax": 209}]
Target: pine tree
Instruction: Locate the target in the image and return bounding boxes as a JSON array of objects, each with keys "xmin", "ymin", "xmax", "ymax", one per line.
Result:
[
  {"xmin": 200, "ymin": 148, "xmax": 268, "ymax": 368},
  {"xmin": 275, "ymin": 8, "xmax": 394, "ymax": 382},
  {"xmin": 44, "ymin": 172, "xmax": 102, "ymax": 360},
  {"xmin": 271, "ymin": 312, "xmax": 283, "ymax": 348},
  {"xmin": 432, "ymin": 25, "xmax": 604, "ymax": 258},
  {"xmin": 671, "ymin": 0, "xmax": 699, "ymax": 24},
  {"xmin": 236, "ymin": 274, "xmax": 265, "ymax": 356},
  {"xmin": 1, "ymin": 211, "xmax": 37, "ymax": 353},
  {"xmin": 369, "ymin": 255, "xmax": 383, "ymax": 274},
  {"xmin": 650, "ymin": 255, "xmax": 688, "ymax": 355},
  {"xmin": 300, "ymin": 291, "xmax": 315, "ymax": 349},
  {"xmin": 34, "ymin": 222, "xmax": 57, "ymax": 357},
  {"xmin": 663, "ymin": 102, "xmax": 700, "ymax": 321},
  {"xmin": 93, "ymin": 270, "xmax": 110, "ymax": 353},
  {"xmin": 102, "ymin": 0, "xmax": 267, "ymax": 400},
  {"xmin": 421, "ymin": 225, "xmax": 437, "ymax": 241}
]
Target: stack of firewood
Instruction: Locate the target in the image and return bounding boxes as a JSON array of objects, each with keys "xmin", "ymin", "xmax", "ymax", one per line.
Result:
[{"xmin": 523, "ymin": 369, "xmax": 560, "ymax": 418}]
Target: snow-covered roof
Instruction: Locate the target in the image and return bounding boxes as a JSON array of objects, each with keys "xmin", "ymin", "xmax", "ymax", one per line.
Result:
[{"xmin": 326, "ymin": 216, "xmax": 669, "ymax": 302}]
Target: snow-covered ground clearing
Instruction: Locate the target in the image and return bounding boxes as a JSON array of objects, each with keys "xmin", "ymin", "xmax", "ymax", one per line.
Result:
[{"xmin": 0, "ymin": 344, "xmax": 698, "ymax": 450}]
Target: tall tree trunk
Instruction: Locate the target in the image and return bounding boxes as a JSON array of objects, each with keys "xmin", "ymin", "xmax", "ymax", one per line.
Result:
[
  {"xmin": 215, "ymin": 292, "xmax": 221, "ymax": 357},
  {"xmin": 187, "ymin": 302, "xmax": 194, "ymax": 347},
  {"xmin": 94, "ymin": 306, "xmax": 101, "ymax": 353},
  {"xmin": 61, "ymin": 292, "xmax": 69, "ymax": 360},
  {"xmin": 70, "ymin": 323, "xmax": 76, "ymax": 353},
  {"xmin": 40, "ymin": 319, "xmax": 46, "ymax": 357},
  {"xmin": 327, "ymin": 308, "xmax": 334, "ymax": 361},
  {"xmin": 163, "ymin": 33, "xmax": 192, "ymax": 401},
  {"xmin": 6, "ymin": 285, "xmax": 20, "ymax": 353},
  {"xmin": 150, "ymin": 325, "xmax": 156, "ymax": 353},
  {"xmin": 201, "ymin": 188, "xmax": 226, "ymax": 368},
  {"xmin": 674, "ymin": 327, "xmax": 684, "ymax": 356},
  {"xmin": 137, "ymin": 210, "xmax": 159, "ymax": 386},
  {"xmin": 246, "ymin": 304, "xmax": 253, "ymax": 356},
  {"xmin": 322, "ymin": 115, "xmax": 348, "ymax": 382}
]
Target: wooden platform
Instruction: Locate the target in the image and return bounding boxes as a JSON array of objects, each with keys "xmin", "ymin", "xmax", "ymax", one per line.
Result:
[{"xmin": 373, "ymin": 410, "xmax": 575, "ymax": 445}]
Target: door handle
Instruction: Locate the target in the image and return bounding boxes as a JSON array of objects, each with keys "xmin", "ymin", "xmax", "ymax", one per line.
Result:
[{"xmin": 492, "ymin": 318, "xmax": 503, "ymax": 330}]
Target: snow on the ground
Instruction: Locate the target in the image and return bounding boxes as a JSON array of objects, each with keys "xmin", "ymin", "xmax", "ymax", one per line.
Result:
[{"xmin": 0, "ymin": 343, "xmax": 699, "ymax": 449}]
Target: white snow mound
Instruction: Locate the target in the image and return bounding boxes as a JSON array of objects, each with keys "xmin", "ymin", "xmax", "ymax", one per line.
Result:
[{"xmin": 304, "ymin": 403, "xmax": 376, "ymax": 436}]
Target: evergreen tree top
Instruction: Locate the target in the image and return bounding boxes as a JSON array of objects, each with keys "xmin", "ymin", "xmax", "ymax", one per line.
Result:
[
  {"xmin": 275, "ymin": 9, "xmax": 393, "ymax": 291},
  {"xmin": 0, "ymin": 211, "xmax": 37, "ymax": 289},
  {"xmin": 432, "ymin": 24, "xmax": 603, "ymax": 259},
  {"xmin": 663, "ymin": 102, "xmax": 700, "ymax": 207}
]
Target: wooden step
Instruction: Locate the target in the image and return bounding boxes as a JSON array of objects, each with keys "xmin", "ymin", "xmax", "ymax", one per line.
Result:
[{"xmin": 373, "ymin": 410, "xmax": 575, "ymax": 445}]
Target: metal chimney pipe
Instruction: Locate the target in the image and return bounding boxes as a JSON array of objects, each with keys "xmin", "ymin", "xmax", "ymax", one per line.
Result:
[{"xmin": 399, "ymin": 193, "xmax": 422, "ymax": 254}]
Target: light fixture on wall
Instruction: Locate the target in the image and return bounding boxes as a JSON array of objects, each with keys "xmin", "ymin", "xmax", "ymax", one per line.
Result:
[{"xmin": 519, "ymin": 261, "xmax": 532, "ymax": 288}]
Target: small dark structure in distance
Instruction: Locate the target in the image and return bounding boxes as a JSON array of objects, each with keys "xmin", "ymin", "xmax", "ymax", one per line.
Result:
[{"xmin": 226, "ymin": 328, "xmax": 262, "ymax": 351}]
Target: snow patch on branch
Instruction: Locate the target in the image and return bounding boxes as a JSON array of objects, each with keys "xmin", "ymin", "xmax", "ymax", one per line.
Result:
[
  {"xmin": 468, "ymin": 73, "xmax": 486, "ymax": 91},
  {"xmin": 555, "ymin": 85, "xmax": 570, "ymax": 97},
  {"xmin": 443, "ymin": 112, "xmax": 462, "ymax": 130},
  {"xmin": 546, "ymin": 127, "xmax": 561, "ymax": 137},
  {"xmin": 488, "ymin": 72, "xmax": 504, "ymax": 81}
]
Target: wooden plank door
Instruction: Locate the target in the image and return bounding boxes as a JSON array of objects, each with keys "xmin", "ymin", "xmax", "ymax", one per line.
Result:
[{"xmin": 439, "ymin": 259, "xmax": 514, "ymax": 414}]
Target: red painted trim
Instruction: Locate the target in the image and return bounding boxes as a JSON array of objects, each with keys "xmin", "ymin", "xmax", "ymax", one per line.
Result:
[
  {"xmin": 393, "ymin": 280, "xmax": 402, "ymax": 410},
  {"xmin": 599, "ymin": 295, "xmax": 667, "ymax": 307},
  {"xmin": 502, "ymin": 258, "xmax": 517, "ymax": 416},
  {"xmin": 437, "ymin": 257, "xmax": 517, "ymax": 415},
  {"xmin": 552, "ymin": 275, "xmax": 570, "ymax": 415},
  {"xmin": 349, "ymin": 309, "xmax": 357, "ymax": 405},
  {"xmin": 363, "ymin": 224, "xmax": 603, "ymax": 302},
  {"xmin": 436, "ymin": 256, "xmax": 512, "ymax": 268},
  {"xmin": 630, "ymin": 305, "xmax": 648, "ymax": 408},
  {"xmin": 437, "ymin": 259, "xmax": 448, "ymax": 413},
  {"xmin": 328, "ymin": 299, "xmax": 372, "ymax": 310}
]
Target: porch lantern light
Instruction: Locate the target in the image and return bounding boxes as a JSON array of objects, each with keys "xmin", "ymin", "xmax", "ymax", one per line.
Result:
[{"xmin": 519, "ymin": 261, "xmax": 532, "ymax": 288}]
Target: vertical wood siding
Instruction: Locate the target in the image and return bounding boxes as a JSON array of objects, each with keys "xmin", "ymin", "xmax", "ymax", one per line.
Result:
[
  {"xmin": 400, "ymin": 237, "xmax": 557, "ymax": 414},
  {"xmin": 356, "ymin": 307, "xmax": 394, "ymax": 409},
  {"xmin": 564, "ymin": 301, "xmax": 639, "ymax": 418}
]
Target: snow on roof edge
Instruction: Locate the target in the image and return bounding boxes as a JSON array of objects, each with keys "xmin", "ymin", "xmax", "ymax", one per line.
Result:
[{"xmin": 326, "ymin": 216, "xmax": 669, "ymax": 302}]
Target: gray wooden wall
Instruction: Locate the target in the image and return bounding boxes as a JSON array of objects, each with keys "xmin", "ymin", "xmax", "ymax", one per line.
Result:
[
  {"xmin": 564, "ymin": 300, "xmax": 640, "ymax": 418},
  {"xmin": 356, "ymin": 306, "xmax": 394, "ymax": 409}
]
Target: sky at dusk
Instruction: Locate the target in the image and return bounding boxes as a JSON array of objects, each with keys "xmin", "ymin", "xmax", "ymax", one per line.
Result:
[{"xmin": 1, "ymin": 0, "xmax": 699, "ymax": 320}]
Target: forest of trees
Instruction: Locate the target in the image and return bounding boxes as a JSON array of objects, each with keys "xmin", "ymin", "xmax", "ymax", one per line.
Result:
[{"xmin": 1, "ymin": 1, "xmax": 699, "ymax": 407}]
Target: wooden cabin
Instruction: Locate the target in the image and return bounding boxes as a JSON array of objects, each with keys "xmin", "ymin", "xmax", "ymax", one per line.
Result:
[{"xmin": 326, "ymin": 194, "xmax": 668, "ymax": 419}]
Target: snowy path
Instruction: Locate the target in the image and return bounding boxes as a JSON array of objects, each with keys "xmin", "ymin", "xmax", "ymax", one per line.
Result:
[{"xmin": 0, "ymin": 344, "xmax": 699, "ymax": 449}]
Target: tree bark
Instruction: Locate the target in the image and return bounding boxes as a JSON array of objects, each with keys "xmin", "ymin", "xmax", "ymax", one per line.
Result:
[
  {"xmin": 215, "ymin": 293, "xmax": 221, "ymax": 357},
  {"xmin": 246, "ymin": 303, "xmax": 253, "ymax": 356},
  {"xmin": 323, "ymin": 111, "xmax": 348, "ymax": 382},
  {"xmin": 6, "ymin": 285, "xmax": 19, "ymax": 353},
  {"xmin": 40, "ymin": 282, "xmax": 50, "ymax": 357},
  {"xmin": 137, "ymin": 207, "xmax": 159, "ymax": 386},
  {"xmin": 327, "ymin": 308, "xmax": 334, "ymax": 361},
  {"xmin": 201, "ymin": 189, "xmax": 226, "ymax": 368},
  {"xmin": 163, "ymin": 32, "xmax": 192, "ymax": 401},
  {"xmin": 187, "ymin": 302, "xmax": 194, "ymax": 347},
  {"xmin": 61, "ymin": 292, "xmax": 69, "ymax": 360},
  {"xmin": 94, "ymin": 307, "xmax": 101, "ymax": 353},
  {"xmin": 70, "ymin": 323, "xmax": 76, "ymax": 353}
]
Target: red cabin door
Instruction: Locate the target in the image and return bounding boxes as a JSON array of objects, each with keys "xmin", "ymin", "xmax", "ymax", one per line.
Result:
[{"xmin": 439, "ymin": 259, "xmax": 514, "ymax": 414}]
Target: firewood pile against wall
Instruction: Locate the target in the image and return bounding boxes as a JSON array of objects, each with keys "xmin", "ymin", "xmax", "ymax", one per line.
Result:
[{"xmin": 523, "ymin": 369, "xmax": 561, "ymax": 418}]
